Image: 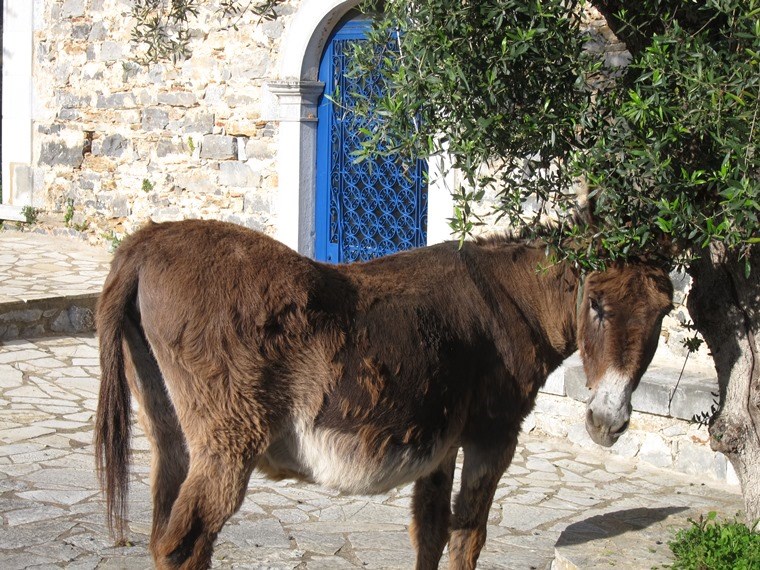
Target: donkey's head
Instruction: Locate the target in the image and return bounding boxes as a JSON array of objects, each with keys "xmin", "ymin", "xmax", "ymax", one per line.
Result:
[{"xmin": 578, "ymin": 264, "xmax": 673, "ymax": 447}]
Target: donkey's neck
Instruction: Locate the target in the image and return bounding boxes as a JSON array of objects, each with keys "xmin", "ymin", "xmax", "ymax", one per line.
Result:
[{"xmin": 464, "ymin": 241, "xmax": 579, "ymax": 370}]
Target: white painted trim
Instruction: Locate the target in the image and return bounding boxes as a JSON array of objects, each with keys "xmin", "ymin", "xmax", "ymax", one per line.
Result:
[
  {"xmin": 279, "ymin": 0, "xmax": 361, "ymax": 82},
  {"xmin": 2, "ymin": 0, "xmax": 34, "ymax": 207},
  {"xmin": 269, "ymin": 80, "xmax": 324, "ymax": 256},
  {"xmin": 426, "ymin": 153, "xmax": 456, "ymax": 245}
]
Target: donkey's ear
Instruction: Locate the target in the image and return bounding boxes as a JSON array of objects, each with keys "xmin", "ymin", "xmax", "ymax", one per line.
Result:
[{"xmin": 574, "ymin": 176, "xmax": 596, "ymax": 230}]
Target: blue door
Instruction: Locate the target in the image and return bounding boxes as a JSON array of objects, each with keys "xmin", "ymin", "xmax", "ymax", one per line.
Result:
[{"xmin": 314, "ymin": 17, "xmax": 428, "ymax": 263}]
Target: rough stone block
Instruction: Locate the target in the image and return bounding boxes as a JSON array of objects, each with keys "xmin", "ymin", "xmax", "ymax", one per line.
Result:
[
  {"xmin": 564, "ymin": 366, "xmax": 591, "ymax": 403},
  {"xmin": 610, "ymin": 431, "xmax": 641, "ymax": 458},
  {"xmin": 566, "ymin": 423, "xmax": 594, "ymax": 447},
  {"xmin": 158, "ymin": 91, "xmax": 197, "ymax": 107},
  {"xmin": 57, "ymin": 93, "xmax": 89, "ymax": 108},
  {"xmin": 58, "ymin": 108, "xmax": 80, "ymax": 121},
  {"xmin": 100, "ymin": 41, "xmax": 123, "ymax": 61},
  {"xmin": 89, "ymin": 21, "xmax": 106, "ymax": 41},
  {"xmin": 97, "ymin": 92, "xmax": 136, "ymax": 109},
  {"xmin": 39, "ymin": 141, "xmax": 84, "ymax": 168},
  {"xmin": 61, "ymin": 0, "xmax": 85, "ymax": 18},
  {"xmin": 674, "ymin": 440, "xmax": 718, "ymax": 477},
  {"xmin": 243, "ymin": 191, "xmax": 268, "ymax": 214},
  {"xmin": 220, "ymin": 162, "xmax": 255, "ymax": 187},
  {"xmin": 156, "ymin": 138, "xmax": 187, "ymax": 158},
  {"xmin": 227, "ymin": 118, "xmax": 261, "ymax": 137},
  {"xmin": 68, "ymin": 306, "xmax": 95, "ymax": 332},
  {"xmin": 201, "ymin": 135, "xmax": 237, "ymax": 160},
  {"xmin": 97, "ymin": 134, "xmax": 129, "ymax": 157},
  {"xmin": 72, "ymin": 24, "xmax": 91, "ymax": 40},
  {"xmin": 204, "ymin": 84, "xmax": 227, "ymax": 104},
  {"xmin": 639, "ymin": 433, "xmax": 673, "ymax": 468},
  {"xmin": 50, "ymin": 306, "xmax": 95, "ymax": 334},
  {"xmin": 0, "ymin": 309, "xmax": 43, "ymax": 323},
  {"xmin": 630, "ymin": 371, "xmax": 672, "ymax": 417},
  {"xmin": 182, "ymin": 112, "xmax": 215, "ymax": 134},
  {"xmin": 541, "ymin": 367, "xmax": 566, "ymax": 396},
  {"xmin": 0, "ymin": 324, "xmax": 19, "ymax": 340},
  {"xmin": 20, "ymin": 325, "xmax": 45, "ymax": 338},
  {"xmin": 111, "ymin": 197, "xmax": 131, "ymax": 218},
  {"xmin": 50, "ymin": 311, "xmax": 72, "ymax": 333},
  {"xmin": 669, "ymin": 379, "xmax": 718, "ymax": 421},
  {"xmin": 142, "ymin": 108, "xmax": 170, "ymax": 131},
  {"xmin": 245, "ymin": 138, "xmax": 274, "ymax": 160}
]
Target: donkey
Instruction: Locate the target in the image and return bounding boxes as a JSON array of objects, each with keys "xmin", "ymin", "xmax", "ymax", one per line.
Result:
[{"xmin": 95, "ymin": 219, "xmax": 673, "ymax": 570}]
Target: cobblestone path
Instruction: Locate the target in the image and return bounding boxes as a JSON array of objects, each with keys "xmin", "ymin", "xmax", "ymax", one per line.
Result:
[{"xmin": 0, "ymin": 335, "xmax": 743, "ymax": 569}]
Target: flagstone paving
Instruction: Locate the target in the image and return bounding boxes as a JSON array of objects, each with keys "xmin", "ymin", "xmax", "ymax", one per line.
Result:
[
  {"xmin": 0, "ymin": 231, "xmax": 111, "ymax": 305},
  {"xmin": 0, "ymin": 334, "xmax": 744, "ymax": 569}
]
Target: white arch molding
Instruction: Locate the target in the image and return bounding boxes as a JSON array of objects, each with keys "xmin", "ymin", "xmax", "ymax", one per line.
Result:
[{"xmin": 269, "ymin": 0, "xmax": 453, "ymax": 256}]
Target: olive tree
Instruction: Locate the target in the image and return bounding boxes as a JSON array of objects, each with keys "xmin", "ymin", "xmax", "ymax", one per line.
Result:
[{"xmin": 353, "ymin": 0, "xmax": 759, "ymax": 521}]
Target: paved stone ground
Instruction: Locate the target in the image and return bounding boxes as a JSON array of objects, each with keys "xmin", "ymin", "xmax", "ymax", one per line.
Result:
[
  {"xmin": 0, "ymin": 231, "xmax": 111, "ymax": 305},
  {"xmin": 1, "ymin": 334, "xmax": 744, "ymax": 569}
]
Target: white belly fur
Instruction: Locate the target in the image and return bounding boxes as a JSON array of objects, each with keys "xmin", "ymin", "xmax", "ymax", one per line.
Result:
[{"xmin": 261, "ymin": 420, "xmax": 452, "ymax": 495}]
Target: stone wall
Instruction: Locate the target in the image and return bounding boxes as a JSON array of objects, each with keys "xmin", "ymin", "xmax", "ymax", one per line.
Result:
[{"xmin": 32, "ymin": 0, "xmax": 304, "ymax": 238}]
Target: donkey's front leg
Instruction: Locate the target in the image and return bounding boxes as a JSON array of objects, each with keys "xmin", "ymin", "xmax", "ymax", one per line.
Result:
[
  {"xmin": 410, "ymin": 448, "xmax": 458, "ymax": 570},
  {"xmin": 448, "ymin": 437, "xmax": 517, "ymax": 570}
]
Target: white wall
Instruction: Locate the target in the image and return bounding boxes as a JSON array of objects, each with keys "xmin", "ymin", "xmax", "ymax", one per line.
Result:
[{"xmin": 1, "ymin": 0, "xmax": 34, "ymax": 207}]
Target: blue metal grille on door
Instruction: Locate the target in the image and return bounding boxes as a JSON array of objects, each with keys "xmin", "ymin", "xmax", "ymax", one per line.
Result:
[{"xmin": 315, "ymin": 18, "xmax": 428, "ymax": 263}]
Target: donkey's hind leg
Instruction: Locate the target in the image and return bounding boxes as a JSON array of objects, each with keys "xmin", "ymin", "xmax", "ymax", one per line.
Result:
[
  {"xmin": 152, "ymin": 426, "xmax": 262, "ymax": 570},
  {"xmin": 410, "ymin": 448, "xmax": 457, "ymax": 570},
  {"xmin": 448, "ymin": 437, "xmax": 517, "ymax": 570},
  {"xmin": 123, "ymin": 319, "xmax": 189, "ymax": 552}
]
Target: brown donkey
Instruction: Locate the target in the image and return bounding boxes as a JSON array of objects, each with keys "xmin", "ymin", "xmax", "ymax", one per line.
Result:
[{"xmin": 95, "ymin": 219, "xmax": 673, "ymax": 569}]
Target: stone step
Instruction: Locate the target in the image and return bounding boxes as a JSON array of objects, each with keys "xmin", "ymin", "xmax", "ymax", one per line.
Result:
[
  {"xmin": 530, "ymin": 353, "xmax": 731, "ymax": 484},
  {"xmin": 0, "ymin": 294, "xmax": 98, "ymax": 340},
  {"xmin": 560, "ymin": 355, "xmax": 718, "ymax": 423},
  {"xmin": 0, "ymin": 228, "xmax": 111, "ymax": 340}
]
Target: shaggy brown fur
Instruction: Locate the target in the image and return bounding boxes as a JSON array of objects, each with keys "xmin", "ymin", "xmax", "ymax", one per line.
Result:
[{"xmin": 95, "ymin": 219, "xmax": 672, "ymax": 569}]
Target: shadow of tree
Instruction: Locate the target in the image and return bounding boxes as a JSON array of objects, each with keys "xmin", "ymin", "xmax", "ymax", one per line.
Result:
[{"xmin": 556, "ymin": 506, "xmax": 689, "ymax": 547}]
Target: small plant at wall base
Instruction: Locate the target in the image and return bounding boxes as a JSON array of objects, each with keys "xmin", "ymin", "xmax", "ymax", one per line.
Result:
[
  {"xmin": 102, "ymin": 230, "xmax": 123, "ymax": 252},
  {"xmin": 142, "ymin": 178, "xmax": 154, "ymax": 192},
  {"xmin": 21, "ymin": 206, "xmax": 40, "ymax": 225},
  {"xmin": 668, "ymin": 511, "xmax": 760, "ymax": 569},
  {"xmin": 63, "ymin": 199, "xmax": 75, "ymax": 226}
]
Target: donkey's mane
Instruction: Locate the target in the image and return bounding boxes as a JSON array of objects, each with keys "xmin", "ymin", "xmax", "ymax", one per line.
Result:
[{"xmin": 472, "ymin": 231, "xmax": 547, "ymax": 250}]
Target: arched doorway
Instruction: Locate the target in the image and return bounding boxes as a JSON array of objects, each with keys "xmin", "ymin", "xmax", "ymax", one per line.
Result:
[
  {"xmin": 313, "ymin": 15, "xmax": 428, "ymax": 263},
  {"xmin": 271, "ymin": 0, "xmax": 452, "ymax": 257}
]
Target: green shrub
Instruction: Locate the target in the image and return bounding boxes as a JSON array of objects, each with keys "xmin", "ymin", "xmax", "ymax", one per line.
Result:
[
  {"xmin": 21, "ymin": 205, "xmax": 40, "ymax": 225},
  {"xmin": 669, "ymin": 512, "xmax": 760, "ymax": 570}
]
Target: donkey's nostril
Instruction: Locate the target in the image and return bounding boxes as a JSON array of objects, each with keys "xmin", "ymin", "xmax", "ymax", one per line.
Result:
[
  {"xmin": 613, "ymin": 419, "xmax": 630, "ymax": 436},
  {"xmin": 586, "ymin": 408, "xmax": 599, "ymax": 428}
]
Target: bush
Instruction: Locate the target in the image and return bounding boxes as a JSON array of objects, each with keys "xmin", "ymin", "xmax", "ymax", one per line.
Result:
[{"xmin": 669, "ymin": 512, "xmax": 760, "ymax": 570}]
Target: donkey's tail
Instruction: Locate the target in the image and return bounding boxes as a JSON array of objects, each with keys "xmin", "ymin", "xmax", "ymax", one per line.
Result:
[{"xmin": 94, "ymin": 245, "xmax": 140, "ymax": 544}]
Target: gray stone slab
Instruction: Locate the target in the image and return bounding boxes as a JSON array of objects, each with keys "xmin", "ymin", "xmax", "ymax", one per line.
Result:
[
  {"xmin": 669, "ymin": 380, "xmax": 718, "ymax": 421},
  {"xmin": 564, "ymin": 366, "xmax": 591, "ymax": 403},
  {"xmin": 200, "ymin": 134, "xmax": 238, "ymax": 160}
]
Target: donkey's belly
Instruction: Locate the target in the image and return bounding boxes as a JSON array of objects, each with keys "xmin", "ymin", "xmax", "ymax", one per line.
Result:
[{"xmin": 259, "ymin": 422, "xmax": 452, "ymax": 495}]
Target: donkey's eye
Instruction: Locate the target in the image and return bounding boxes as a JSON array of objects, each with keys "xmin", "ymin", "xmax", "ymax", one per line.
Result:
[{"xmin": 589, "ymin": 297, "xmax": 604, "ymax": 319}]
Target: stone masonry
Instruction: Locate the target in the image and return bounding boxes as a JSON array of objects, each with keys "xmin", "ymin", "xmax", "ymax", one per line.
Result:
[{"xmin": 32, "ymin": 0, "xmax": 303, "ymax": 238}]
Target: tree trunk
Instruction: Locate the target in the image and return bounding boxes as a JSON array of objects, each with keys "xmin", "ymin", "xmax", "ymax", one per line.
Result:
[{"xmin": 687, "ymin": 243, "xmax": 760, "ymax": 525}]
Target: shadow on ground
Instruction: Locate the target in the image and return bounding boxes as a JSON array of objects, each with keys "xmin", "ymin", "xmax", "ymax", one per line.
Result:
[{"xmin": 555, "ymin": 506, "xmax": 689, "ymax": 547}]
